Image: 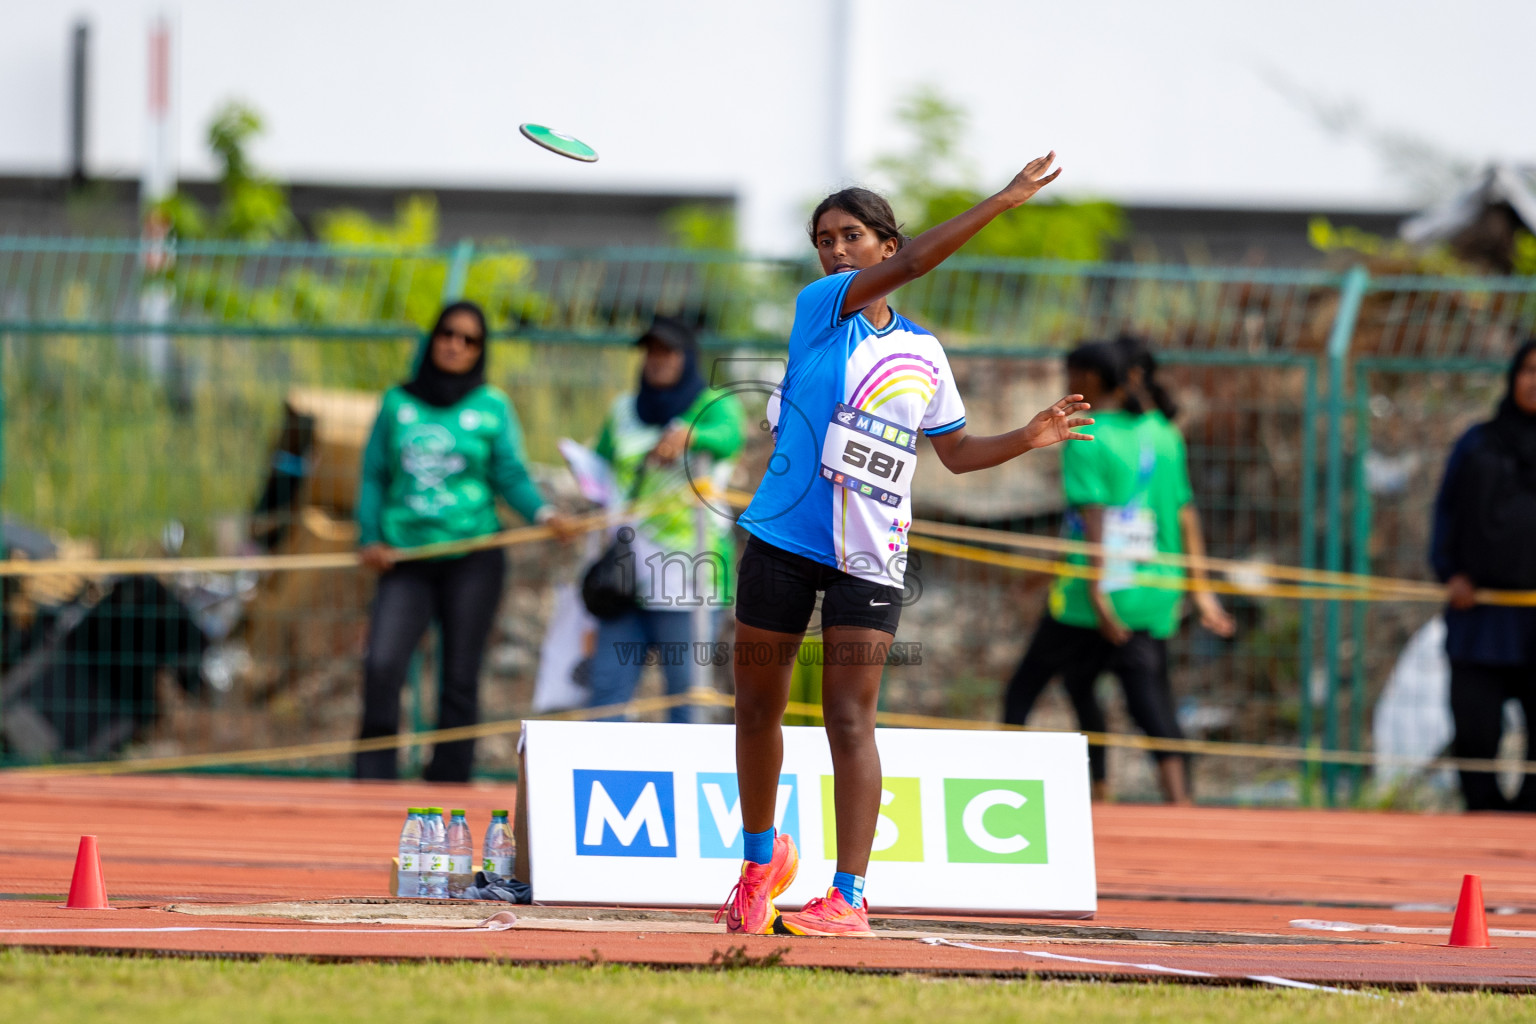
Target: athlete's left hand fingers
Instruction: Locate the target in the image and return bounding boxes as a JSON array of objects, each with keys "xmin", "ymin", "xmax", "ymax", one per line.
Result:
[
  {"xmin": 1039, "ymin": 398, "xmax": 1076, "ymax": 423},
  {"xmin": 1066, "ymin": 431, "xmax": 1095, "ymax": 441},
  {"xmin": 1067, "ymin": 417, "xmax": 1094, "ymax": 430}
]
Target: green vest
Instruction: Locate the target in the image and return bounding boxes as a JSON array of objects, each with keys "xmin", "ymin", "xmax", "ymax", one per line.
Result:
[{"xmin": 1049, "ymin": 410, "xmax": 1192, "ymax": 638}]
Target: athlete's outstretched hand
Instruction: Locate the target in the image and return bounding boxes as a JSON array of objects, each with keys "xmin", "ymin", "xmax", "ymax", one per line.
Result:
[
  {"xmin": 996, "ymin": 152, "xmax": 1061, "ymax": 208},
  {"xmin": 1022, "ymin": 394, "xmax": 1094, "ymax": 450},
  {"xmin": 929, "ymin": 395, "xmax": 1090, "ymax": 473}
]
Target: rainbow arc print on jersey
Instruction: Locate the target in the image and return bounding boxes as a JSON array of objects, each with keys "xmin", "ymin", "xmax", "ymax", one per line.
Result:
[
  {"xmin": 822, "ymin": 324, "xmax": 964, "ymax": 585},
  {"xmin": 849, "ymin": 352, "xmax": 940, "ymax": 414}
]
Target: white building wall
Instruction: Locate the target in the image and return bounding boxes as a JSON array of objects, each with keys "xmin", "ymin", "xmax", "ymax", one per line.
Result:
[{"xmin": 1, "ymin": 0, "xmax": 1531, "ymax": 253}]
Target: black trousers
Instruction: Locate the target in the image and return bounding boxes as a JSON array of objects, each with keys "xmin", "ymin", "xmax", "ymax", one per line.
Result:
[
  {"xmin": 1002, "ymin": 615, "xmax": 1185, "ymax": 783},
  {"xmin": 1449, "ymin": 660, "xmax": 1536, "ymax": 812},
  {"xmin": 355, "ymin": 548, "xmax": 507, "ymax": 783}
]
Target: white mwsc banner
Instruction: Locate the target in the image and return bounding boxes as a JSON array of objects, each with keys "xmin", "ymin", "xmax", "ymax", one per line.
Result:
[{"xmin": 523, "ymin": 721, "xmax": 1096, "ymax": 917}]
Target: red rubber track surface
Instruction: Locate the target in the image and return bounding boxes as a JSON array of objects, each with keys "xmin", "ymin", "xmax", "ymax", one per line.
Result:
[{"xmin": 2, "ymin": 775, "xmax": 1533, "ymax": 989}]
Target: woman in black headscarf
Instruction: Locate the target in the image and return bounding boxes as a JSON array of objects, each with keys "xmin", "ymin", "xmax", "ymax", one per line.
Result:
[
  {"xmin": 354, "ymin": 301, "xmax": 573, "ymax": 781},
  {"xmin": 1430, "ymin": 338, "xmax": 1536, "ymax": 811}
]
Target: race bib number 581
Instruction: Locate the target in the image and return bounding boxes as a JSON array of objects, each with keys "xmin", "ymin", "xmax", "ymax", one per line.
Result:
[{"xmin": 820, "ymin": 402, "xmax": 918, "ymax": 509}]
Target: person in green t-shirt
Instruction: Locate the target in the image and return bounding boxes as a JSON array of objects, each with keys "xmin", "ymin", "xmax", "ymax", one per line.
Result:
[
  {"xmin": 354, "ymin": 301, "xmax": 575, "ymax": 782},
  {"xmin": 1002, "ymin": 339, "xmax": 1233, "ymax": 804},
  {"xmin": 583, "ymin": 316, "xmax": 746, "ymax": 722}
]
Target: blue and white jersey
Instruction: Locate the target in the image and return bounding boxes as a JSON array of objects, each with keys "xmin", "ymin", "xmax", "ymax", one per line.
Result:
[{"xmin": 742, "ymin": 271, "xmax": 965, "ymax": 587}]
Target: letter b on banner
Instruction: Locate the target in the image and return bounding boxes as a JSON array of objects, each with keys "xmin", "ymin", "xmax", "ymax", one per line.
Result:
[
  {"xmin": 943, "ymin": 779, "xmax": 1047, "ymax": 864},
  {"xmin": 574, "ymin": 769, "xmax": 676, "ymax": 857}
]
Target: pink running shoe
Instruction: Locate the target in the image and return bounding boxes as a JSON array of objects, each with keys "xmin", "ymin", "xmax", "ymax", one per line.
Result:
[
  {"xmin": 780, "ymin": 886, "xmax": 874, "ymax": 937},
  {"xmin": 714, "ymin": 833, "xmax": 799, "ymax": 934}
]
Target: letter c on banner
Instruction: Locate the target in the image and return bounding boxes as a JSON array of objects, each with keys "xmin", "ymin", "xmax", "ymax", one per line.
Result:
[{"xmin": 961, "ymin": 789, "xmax": 1029, "ymax": 855}]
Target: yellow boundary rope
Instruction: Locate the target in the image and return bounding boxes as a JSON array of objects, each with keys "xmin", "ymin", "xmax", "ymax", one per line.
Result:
[
  {"xmin": 907, "ymin": 534, "xmax": 1514, "ymax": 605},
  {"xmin": 8, "ymin": 483, "xmax": 1527, "ymax": 605},
  {"xmin": 6, "ymin": 689, "xmax": 1531, "ymax": 779},
  {"xmin": 3, "ymin": 483, "xmax": 1531, "ymax": 780},
  {"xmin": 721, "ymin": 488, "xmax": 1533, "ymax": 607},
  {"xmin": 0, "ymin": 512, "xmax": 609, "ymax": 578}
]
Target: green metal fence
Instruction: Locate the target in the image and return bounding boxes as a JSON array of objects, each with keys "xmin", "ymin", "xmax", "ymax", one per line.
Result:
[{"xmin": 1, "ymin": 238, "xmax": 1533, "ymax": 803}]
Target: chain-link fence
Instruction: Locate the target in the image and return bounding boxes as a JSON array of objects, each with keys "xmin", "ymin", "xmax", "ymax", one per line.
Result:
[{"xmin": 1, "ymin": 239, "xmax": 1533, "ymax": 804}]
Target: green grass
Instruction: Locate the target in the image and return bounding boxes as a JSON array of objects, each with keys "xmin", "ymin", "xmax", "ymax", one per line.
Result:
[
  {"xmin": 0, "ymin": 951, "xmax": 1528, "ymax": 1024},
  {"xmin": 1, "ymin": 333, "xmax": 625, "ymax": 555}
]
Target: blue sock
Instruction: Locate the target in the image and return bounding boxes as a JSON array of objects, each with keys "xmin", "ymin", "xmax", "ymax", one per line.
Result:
[
  {"xmin": 832, "ymin": 871, "xmax": 865, "ymax": 909},
  {"xmin": 742, "ymin": 827, "xmax": 775, "ymax": 866}
]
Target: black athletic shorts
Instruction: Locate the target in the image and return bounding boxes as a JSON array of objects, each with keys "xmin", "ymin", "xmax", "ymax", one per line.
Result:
[{"xmin": 735, "ymin": 534, "xmax": 903, "ymax": 635}]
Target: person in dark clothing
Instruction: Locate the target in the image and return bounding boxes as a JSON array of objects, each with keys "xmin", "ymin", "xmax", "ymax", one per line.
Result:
[
  {"xmin": 1429, "ymin": 338, "xmax": 1536, "ymax": 812},
  {"xmin": 353, "ymin": 301, "xmax": 574, "ymax": 782}
]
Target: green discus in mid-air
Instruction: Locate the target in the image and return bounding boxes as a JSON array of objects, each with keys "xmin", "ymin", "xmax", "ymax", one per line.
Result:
[{"xmin": 519, "ymin": 123, "xmax": 598, "ymax": 163}]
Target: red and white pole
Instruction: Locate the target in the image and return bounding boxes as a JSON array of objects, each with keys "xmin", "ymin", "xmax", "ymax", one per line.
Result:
[
  {"xmin": 142, "ymin": 15, "xmax": 175, "ymax": 262},
  {"xmin": 141, "ymin": 13, "xmax": 176, "ymax": 375}
]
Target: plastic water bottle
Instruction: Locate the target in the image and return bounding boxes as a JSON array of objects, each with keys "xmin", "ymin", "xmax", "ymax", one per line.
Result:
[
  {"xmin": 482, "ymin": 809, "xmax": 514, "ymax": 879},
  {"xmin": 420, "ymin": 807, "xmax": 449, "ymax": 899},
  {"xmin": 446, "ymin": 809, "xmax": 474, "ymax": 898},
  {"xmin": 396, "ymin": 808, "xmax": 424, "ymax": 898}
]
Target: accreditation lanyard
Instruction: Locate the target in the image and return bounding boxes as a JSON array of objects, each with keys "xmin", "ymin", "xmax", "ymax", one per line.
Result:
[{"xmin": 1100, "ymin": 440, "xmax": 1159, "ymax": 594}]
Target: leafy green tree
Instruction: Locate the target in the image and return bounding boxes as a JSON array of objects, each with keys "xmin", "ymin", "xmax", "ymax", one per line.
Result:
[
  {"xmin": 173, "ymin": 192, "xmax": 544, "ymax": 335},
  {"xmin": 663, "ymin": 203, "xmax": 737, "ymax": 251},
  {"xmin": 1305, "ymin": 217, "xmax": 1536, "ymax": 277},
  {"xmin": 1515, "ymin": 232, "xmax": 1536, "ymax": 276},
  {"xmin": 156, "ymin": 102, "xmax": 297, "ymax": 242},
  {"xmin": 871, "ymin": 88, "xmax": 976, "ymax": 222},
  {"xmin": 872, "ymin": 85, "xmax": 1125, "ymax": 262},
  {"xmin": 145, "ymin": 104, "xmax": 543, "ymax": 333}
]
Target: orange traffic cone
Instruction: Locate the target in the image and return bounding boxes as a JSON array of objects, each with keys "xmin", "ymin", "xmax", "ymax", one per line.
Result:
[
  {"xmin": 64, "ymin": 835, "xmax": 110, "ymax": 910},
  {"xmin": 1447, "ymin": 873, "xmax": 1491, "ymax": 948}
]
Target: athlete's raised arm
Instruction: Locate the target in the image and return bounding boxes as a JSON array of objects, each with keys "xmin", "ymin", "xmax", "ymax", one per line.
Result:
[{"xmin": 839, "ymin": 152, "xmax": 1060, "ymax": 319}]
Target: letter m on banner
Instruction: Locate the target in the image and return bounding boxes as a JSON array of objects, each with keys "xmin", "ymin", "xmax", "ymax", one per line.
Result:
[{"xmin": 574, "ymin": 770, "xmax": 677, "ymax": 857}]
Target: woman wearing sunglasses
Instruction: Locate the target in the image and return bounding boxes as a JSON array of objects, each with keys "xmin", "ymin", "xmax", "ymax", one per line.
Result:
[{"xmin": 353, "ymin": 301, "xmax": 573, "ymax": 782}]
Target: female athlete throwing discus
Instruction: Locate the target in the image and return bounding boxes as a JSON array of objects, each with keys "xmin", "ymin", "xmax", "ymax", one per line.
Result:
[{"xmin": 719, "ymin": 152, "xmax": 1092, "ymax": 936}]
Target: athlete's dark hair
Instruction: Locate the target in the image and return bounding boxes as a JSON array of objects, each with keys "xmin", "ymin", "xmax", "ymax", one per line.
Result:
[
  {"xmin": 1114, "ymin": 333, "xmax": 1179, "ymax": 420},
  {"xmin": 1064, "ymin": 340, "xmax": 1128, "ymax": 393},
  {"xmin": 808, "ymin": 188, "xmax": 906, "ymax": 250}
]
